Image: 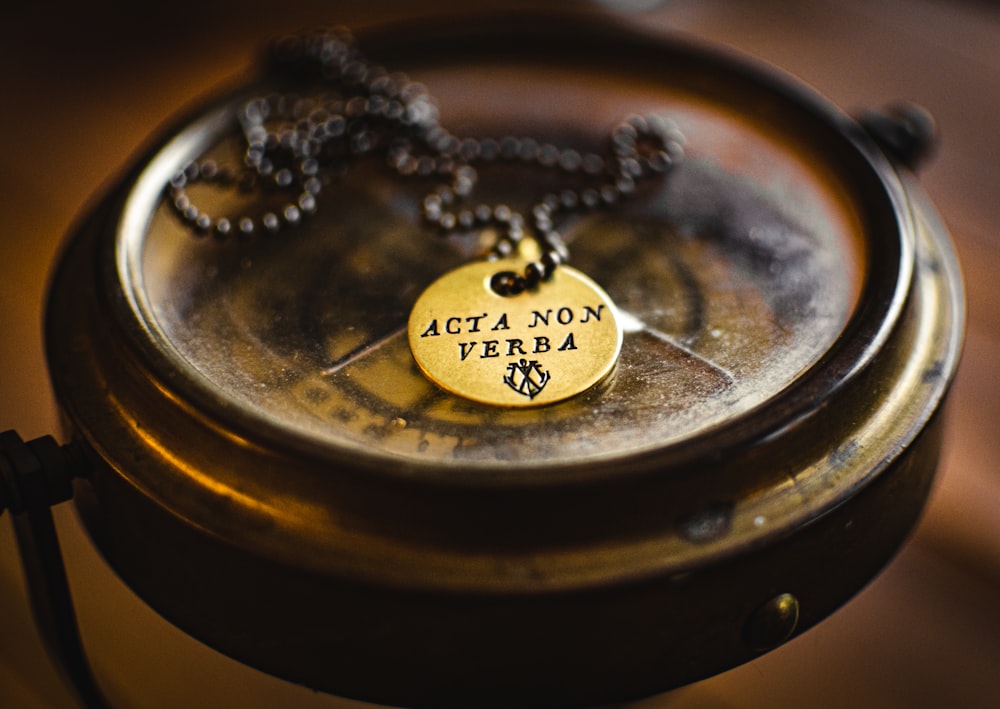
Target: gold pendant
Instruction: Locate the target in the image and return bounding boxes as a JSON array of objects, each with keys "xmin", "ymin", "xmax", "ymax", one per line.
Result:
[{"xmin": 408, "ymin": 254, "xmax": 622, "ymax": 407}]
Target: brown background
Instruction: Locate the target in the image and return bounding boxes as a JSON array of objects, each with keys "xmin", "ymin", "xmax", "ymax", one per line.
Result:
[{"xmin": 1, "ymin": 1, "xmax": 998, "ymax": 707}]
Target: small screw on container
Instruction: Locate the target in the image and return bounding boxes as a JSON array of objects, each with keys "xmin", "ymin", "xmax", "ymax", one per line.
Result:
[{"xmin": 743, "ymin": 592, "xmax": 801, "ymax": 651}]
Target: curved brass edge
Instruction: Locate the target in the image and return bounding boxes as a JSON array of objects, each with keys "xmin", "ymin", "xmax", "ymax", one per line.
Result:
[
  {"xmin": 86, "ymin": 15, "xmax": 915, "ymax": 490},
  {"xmin": 68, "ymin": 412, "xmax": 943, "ymax": 708}
]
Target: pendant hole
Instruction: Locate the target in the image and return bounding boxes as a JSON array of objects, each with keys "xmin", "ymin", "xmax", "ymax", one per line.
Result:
[{"xmin": 490, "ymin": 271, "xmax": 525, "ymax": 296}]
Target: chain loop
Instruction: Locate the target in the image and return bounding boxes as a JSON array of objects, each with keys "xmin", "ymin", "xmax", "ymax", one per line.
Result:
[{"xmin": 167, "ymin": 27, "xmax": 685, "ymax": 294}]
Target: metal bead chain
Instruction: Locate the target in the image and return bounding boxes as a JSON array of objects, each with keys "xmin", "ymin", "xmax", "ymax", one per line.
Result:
[
  {"xmin": 418, "ymin": 114, "xmax": 686, "ymax": 295},
  {"xmin": 166, "ymin": 27, "xmax": 685, "ymax": 295}
]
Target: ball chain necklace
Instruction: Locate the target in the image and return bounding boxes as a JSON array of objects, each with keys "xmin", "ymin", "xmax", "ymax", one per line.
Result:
[{"xmin": 167, "ymin": 27, "xmax": 685, "ymax": 407}]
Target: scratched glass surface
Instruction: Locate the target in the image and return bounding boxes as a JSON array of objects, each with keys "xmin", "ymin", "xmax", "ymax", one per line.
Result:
[{"xmin": 127, "ymin": 58, "xmax": 867, "ymax": 467}]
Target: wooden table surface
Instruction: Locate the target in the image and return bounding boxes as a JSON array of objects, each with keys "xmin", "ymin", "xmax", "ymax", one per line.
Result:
[{"xmin": 1, "ymin": 1, "xmax": 997, "ymax": 707}]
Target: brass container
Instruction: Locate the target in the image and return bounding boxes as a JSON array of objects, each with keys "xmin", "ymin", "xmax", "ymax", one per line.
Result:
[{"xmin": 44, "ymin": 16, "xmax": 963, "ymax": 709}]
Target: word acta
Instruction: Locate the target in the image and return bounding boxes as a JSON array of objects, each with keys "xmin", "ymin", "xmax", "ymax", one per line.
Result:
[{"xmin": 418, "ymin": 305, "xmax": 606, "ymax": 361}]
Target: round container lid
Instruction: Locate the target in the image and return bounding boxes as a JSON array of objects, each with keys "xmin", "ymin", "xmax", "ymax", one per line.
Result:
[
  {"xmin": 111, "ymin": 19, "xmax": 904, "ymax": 480},
  {"xmin": 44, "ymin": 14, "xmax": 963, "ymax": 708}
]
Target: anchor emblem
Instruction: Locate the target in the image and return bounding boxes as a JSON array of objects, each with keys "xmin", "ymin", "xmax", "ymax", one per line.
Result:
[{"xmin": 503, "ymin": 359, "xmax": 551, "ymax": 400}]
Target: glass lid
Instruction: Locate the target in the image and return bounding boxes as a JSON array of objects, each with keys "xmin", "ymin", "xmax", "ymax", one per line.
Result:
[{"xmin": 115, "ymin": 26, "xmax": 904, "ymax": 471}]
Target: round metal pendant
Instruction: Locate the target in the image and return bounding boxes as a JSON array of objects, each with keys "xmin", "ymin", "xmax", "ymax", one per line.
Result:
[
  {"xmin": 41, "ymin": 13, "xmax": 963, "ymax": 709},
  {"xmin": 408, "ymin": 256, "xmax": 622, "ymax": 407}
]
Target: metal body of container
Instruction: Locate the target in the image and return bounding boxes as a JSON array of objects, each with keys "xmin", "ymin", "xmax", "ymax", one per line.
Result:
[{"xmin": 36, "ymin": 15, "xmax": 962, "ymax": 709}]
